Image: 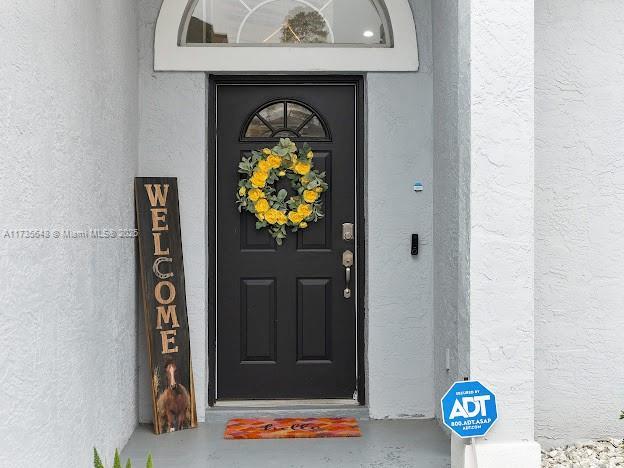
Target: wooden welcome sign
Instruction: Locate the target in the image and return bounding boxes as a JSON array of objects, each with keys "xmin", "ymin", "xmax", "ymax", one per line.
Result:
[{"xmin": 135, "ymin": 177, "xmax": 197, "ymax": 434}]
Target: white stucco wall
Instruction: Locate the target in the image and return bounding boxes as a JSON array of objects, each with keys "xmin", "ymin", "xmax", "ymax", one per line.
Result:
[
  {"xmin": 0, "ymin": 1, "xmax": 139, "ymax": 467},
  {"xmin": 536, "ymin": 0, "xmax": 624, "ymax": 447},
  {"xmin": 138, "ymin": 0, "xmax": 207, "ymax": 422},
  {"xmin": 432, "ymin": 3, "xmax": 537, "ymax": 453},
  {"xmin": 448, "ymin": 1, "xmax": 540, "ymax": 464},
  {"xmin": 461, "ymin": 0, "xmax": 537, "ymax": 446},
  {"xmin": 431, "ymin": 0, "xmax": 462, "ymax": 422},
  {"xmin": 367, "ymin": 0, "xmax": 434, "ymax": 419},
  {"xmin": 138, "ymin": 0, "xmax": 435, "ymax": 419}
]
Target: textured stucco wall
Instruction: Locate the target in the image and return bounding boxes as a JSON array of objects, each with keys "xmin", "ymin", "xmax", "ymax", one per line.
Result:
[
  {"xmin": 0, "ymin": 1, "xmax": 139, "ymax": 467},
  {"xmin": 138, "ymin": 0, "xmax": 207, "ymax": 422},
  {"xmin": 431, "ymin": 0, "xmax": 461, "ymax": 423},
  {"xmin": 138, "ymin": 0, "xmax": 435, "ymax": 419},
  {"xmin": 536, "ymin": 0, "xmax": 624, "ymax": 447},
  {"xmin": 366, "ymin": 0, "xmax": 434, "ymax": 419},
  {"xmin": 465, "ymin": 0, "xmax": 536, "ymax": 443}
]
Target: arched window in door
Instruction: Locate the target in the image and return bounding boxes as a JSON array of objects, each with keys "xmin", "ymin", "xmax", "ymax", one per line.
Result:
[{"xmin": 243, "ymin": 100, "xmax": 329, "ymax": 140}]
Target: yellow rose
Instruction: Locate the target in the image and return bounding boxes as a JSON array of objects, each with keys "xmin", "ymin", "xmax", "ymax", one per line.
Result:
[
  {"xmin": 277, "ymin": 211, "xmax": 288, "ymax": 225},
  {"xmin": 299, "ymin": 222, "xmax": 308, "ymax": 229},
  {"xmin": 262, "ymin": 148, "xmax": 272, "ymax": 155},
  {"xmin": 301, "ymin": 176, "xmax": 310, "ymax": 185},
  {"xmin": 238, "ymin": 187, "xmax": 247, "ymax": 196},
  {"xmin": 288, "ymin": 211, "xmax": 304, "ymax": 224},
  {"xmin": 250, "ymin": 177, "xmax": 266, "ymax": 188},
  {"xmin": 264, "ymin": 209, "xmax": 281, "ymax": 225},
  {"xmin": 307, "ymin": 151, "xmax": 314, "ymax": 159},
  {"xmin": 315, "ymin": 187, "xmax": 323, "ymax": 193},
  {"xmin": 256, "ymin": 212, "xmax": 265, "ymax": 221},
  {"xmin": 248, "ymin": 188, "xmax": 263, "ymax": 201},
  {"xmin": 297, "ymin": 203, "xmax": 313, "ymax": 217},
  {"xmin": 258, "ymin": 160, "xmax": 271, "ymax": 173},
  {"xmin": 278, "ymin": 171, "xmax": 286, "ymax": 177},
  {"xmin": 250, "ymin": 171, "xmax": 268, "ymax": 188},
  {"xmin": 267, "ymin": 155, "xmax": 282, "ymax": 169},
  {"xmin": 254, "ymin": 198, "xmax": 269, "ymax": 214},
  {"xmin": 294, "ymin": 161, "xmax": 311, "ymax": 175},
  {"xmin": 303, "ymin": 190, "xmax": 319, "ymax": 203}
]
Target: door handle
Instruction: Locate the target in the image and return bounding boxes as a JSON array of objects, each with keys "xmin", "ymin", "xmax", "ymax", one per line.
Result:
[{"xmin": 342, "ymin": 250, "xmax": 354, "ymax": 299}]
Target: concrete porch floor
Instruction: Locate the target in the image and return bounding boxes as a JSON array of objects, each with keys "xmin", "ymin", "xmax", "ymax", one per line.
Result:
[{"xmin": 121, "ymin": 419, "xmax": 450, "ymax": 468}]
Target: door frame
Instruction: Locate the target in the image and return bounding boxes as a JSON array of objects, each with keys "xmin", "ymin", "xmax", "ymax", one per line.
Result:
[{"xmin": 207, "ymin": 75, "xmax": 366, "ymax": 406}]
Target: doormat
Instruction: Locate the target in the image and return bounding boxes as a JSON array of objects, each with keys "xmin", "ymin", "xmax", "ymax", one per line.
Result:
[{"xmin": 224, "ymin": 417, "xmax": 362, "ymax": 440}]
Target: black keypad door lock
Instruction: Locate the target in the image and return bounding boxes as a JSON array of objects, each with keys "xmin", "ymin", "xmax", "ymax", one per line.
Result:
[{"xmin": 411, "ymin": 234, "xmax": 419, "ymax": 256}]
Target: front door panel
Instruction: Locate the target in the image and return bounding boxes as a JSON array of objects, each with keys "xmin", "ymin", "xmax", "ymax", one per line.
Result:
[{"xmin": 216, "ymin": 82, "xmax": 358, "ymax": 400}]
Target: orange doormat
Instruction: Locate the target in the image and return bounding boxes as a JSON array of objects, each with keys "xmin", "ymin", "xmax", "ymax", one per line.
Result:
[{"xmin": 224, "ymin": 417, "xmax": 362, "ymax": 440}]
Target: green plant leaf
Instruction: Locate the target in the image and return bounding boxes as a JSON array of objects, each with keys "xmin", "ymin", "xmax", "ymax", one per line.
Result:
[
  {"xmin": 146, "ymin": 454, "xmax": 153, "ymax": 468},
  {"xmin": 125, "ymin": 459, "xmax": 132, "ymax": 468},
  {"xmin": 114, "ymin": 449, "xmax": 122, "ymax": 468},
  {"xmin": 94, "ymin": 448, "xmax": 105, "ymax": 468}
]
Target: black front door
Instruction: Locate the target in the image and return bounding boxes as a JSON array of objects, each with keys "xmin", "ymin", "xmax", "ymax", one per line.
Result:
[{"xmin": 214, "ymin": 78, "xmax": 361, "ymax": 400}]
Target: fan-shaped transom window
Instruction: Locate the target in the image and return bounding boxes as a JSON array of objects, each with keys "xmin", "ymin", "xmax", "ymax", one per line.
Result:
[
  {"xmin": 155, "ymin": 0, "xmax": 418, "ymax": 71},
  {"xmin": 182, "ymin": 0, "xmax": 392, "ymax": 46},
  {"xmin": 243, "ymin": 100, "xmax": 329, "ymax": 140}
]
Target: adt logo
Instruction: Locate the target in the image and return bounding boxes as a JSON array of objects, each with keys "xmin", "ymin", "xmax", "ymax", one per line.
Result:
[{"xmin": 441, "ymin": 381, "xmax": 498, "ymax": 438}]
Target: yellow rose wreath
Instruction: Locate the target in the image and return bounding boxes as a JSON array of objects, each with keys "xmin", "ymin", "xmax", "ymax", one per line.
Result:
[{"xmin": 236, "ymin": 138, "xmax": 328, "ymax": 245}]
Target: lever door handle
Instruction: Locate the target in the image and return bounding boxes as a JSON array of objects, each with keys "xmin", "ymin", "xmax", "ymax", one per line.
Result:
[
  {"xmin": 343, "ymin": 250, "xmax": 353, "ymax": 299},
  {"xmin": 344, "ymin": 266, "xmax": 352, "ymax": 299}
]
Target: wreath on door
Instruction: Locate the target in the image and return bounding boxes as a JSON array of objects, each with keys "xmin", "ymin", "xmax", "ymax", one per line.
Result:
[{"xmin": 235, "ymin": 138, "xmax": 328, "ymax": 245}]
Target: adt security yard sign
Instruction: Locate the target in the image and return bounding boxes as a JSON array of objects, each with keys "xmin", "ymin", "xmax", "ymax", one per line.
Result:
[{"xmin": 441, "ymin": 381, "xmax": 498, "ymax": 438}]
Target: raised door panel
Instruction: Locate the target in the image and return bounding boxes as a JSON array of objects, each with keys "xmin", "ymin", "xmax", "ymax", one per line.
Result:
[{"xmin": 240, "ymin": 279, "xmax": 276, "ymax": 363}]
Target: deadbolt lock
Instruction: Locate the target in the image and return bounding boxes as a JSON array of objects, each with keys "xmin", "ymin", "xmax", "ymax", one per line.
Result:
[{"xmin": 342, "ymin": 223, "xmax": 355, "ymax": 242}]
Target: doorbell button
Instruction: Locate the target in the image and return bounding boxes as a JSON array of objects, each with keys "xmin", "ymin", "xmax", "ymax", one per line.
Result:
[{"xmin": 411, "ymin": 234, "xmax": 419, "ymax": 256}]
